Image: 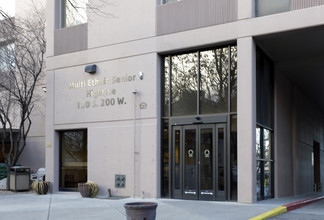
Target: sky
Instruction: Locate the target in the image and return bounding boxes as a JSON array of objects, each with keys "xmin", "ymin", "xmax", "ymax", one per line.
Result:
[{"xmin": 0, "ymin": 0, "xmax": 15, "ymax": 17}]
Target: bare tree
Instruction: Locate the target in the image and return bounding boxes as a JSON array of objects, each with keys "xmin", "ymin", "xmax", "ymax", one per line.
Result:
[{"xmin": 0, "ymin": 5, "xmax": 45, "ymax": 189}]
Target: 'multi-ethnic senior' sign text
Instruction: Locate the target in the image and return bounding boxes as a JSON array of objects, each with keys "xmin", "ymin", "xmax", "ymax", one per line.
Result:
[{"xmin": 68, "ymin": 74, "xmax": 137, "ymax": 110}]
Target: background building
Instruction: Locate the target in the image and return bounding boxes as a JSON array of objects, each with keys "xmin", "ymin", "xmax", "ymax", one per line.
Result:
[{"xmin": 45, "ymin": 0, "xmax": 324, "ymax": 203}]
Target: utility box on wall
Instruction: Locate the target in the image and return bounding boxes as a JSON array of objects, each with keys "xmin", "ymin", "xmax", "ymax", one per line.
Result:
[
  {"xmin": 115, "ymin": 174, "xmax": 126, "ymax": 188},
  {"xmin": 9, "ymin": 166, "xmax": 30, "ymax": 192}
]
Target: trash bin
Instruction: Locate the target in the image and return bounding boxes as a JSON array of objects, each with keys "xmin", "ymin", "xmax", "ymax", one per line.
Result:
[
  {"xmin": 124, "ymin": 202, "xmax": 158, "ymax": 220},
  {"xmin": 0, "ymin": 163, "xmax": 7, "ymax": 180},
  {"xmin": 9, "ymin": 166, "xmax": 30, "ymax": 192}
]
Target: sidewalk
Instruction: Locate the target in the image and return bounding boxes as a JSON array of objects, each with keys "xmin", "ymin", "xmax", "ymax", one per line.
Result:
[{"xmin": 0, "ymin": 191, "xmax": 323, "ymax": 220}]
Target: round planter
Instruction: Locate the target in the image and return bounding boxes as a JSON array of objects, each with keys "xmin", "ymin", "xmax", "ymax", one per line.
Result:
[{"xmin": 124, "ymin": 202, "xmax": 158, "ymax": 220}]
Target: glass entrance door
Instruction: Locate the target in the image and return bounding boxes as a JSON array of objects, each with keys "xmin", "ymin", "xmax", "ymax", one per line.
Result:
[{"xmin": 172, "ymin": 124, "xmax": 226, "ymax": 200}]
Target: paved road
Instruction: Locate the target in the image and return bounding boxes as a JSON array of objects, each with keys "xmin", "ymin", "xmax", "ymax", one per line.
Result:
[{"xmin": 269, "ymin": 198, "xmax": 324, "ymax": 220}]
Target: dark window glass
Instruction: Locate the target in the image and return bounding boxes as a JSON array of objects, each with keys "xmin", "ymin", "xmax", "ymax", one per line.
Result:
[
  {"xmin": 60, "ymin": 130, "xmax": 87, "ymax": 190},
  {"xmin": 256, "ymin": 127, "xmax": 273, "ymax": 200},
  {"xmin": 256, "ymin": 49, "xmax": 274, "ymax": 129},
  {"xmin": 256, "ymin": 161, "xmax": 262, "ymax": 199},
  {"xmin": 230, "ymin": 115, "xmax": 237, "ymax": 200},
  {"xmin": 218, "ymin": 128, "xmax": 225, "ymax": 191},
  {"xmin": 174, "ymin": 129, "xmax": 181, "ymax": 190},
  {"xmin": 171, "ymin": 53, "xmax": 198, "ymax": 116},
  {"xmin": 264, "ymin": 161, "xmax": 272, "ymax": 197},
  {"xmin": 184, "ymin": 129, "xmax": 197, "ymax": 190},
  {"xmin": 256, "ymin": 48, "xmax": 274, "ymax": 200},
  {"xmin": 200, "ymin": 48, "xmax": 229, "ymax": 114},
  {"xmin": 161, "ymin": 121, "xmax": 169, "ymax": 197},
  {"xmin": 200, "ymin": 128, "xmax": 213, "ymax": 191},
  {"xmin": 230, "ymin": 46, "xmax": 237, "ymax": 112}
]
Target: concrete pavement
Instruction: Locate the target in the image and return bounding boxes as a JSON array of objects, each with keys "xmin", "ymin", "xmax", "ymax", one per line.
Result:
[{"xmin": 0, "ymin": 191, "xmax": 323, "ymax": 220}]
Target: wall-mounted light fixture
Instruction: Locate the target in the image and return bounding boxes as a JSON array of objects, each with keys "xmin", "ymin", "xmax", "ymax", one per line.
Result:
[
  {"xmin": 42, "ymin": 86, "xmax": 47, "ymax": 93},
  {"xmin": 139, "ymin": 71, "xmax": 144, "ymax": 80},
  {"xmin": 85, "ymin": 64, "xmax": 97, "ymax": 74}
]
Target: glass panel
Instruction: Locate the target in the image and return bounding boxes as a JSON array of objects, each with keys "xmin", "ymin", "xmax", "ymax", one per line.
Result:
[
  {"xmin": 174, "ymin": 130, "xmax": 180, "ymax": 190},
  {"xmin": 256, "ymin": 48, "xmax": 274, "ymax": 129},
  {"xmin": 184, "ymin": 129, "xmax": 197, "ymax": 191},
  {"xmin": 171, "ymin": 53, "xmax": 198, "ymax": 116},
  {"xmin": 256, "ymin": 161, "xmax": 262, "ymax": 200},
  {"xmin": 256, "ymin": 0, "xmax": 290, "ymax": 17},
  {"xmin": 256, "ymin": 127, "xmax": 261, "ymax": 159},
  {"xmin": 200, "ymin": 128, "xmax": 213, "ymax": 192},
  {"xmin": 230, "ymin": 115, "xmax": 237, "ymax": 200},
  {"xmin": 264, "ymin": 161, "xmax": 272, "ymax": 197},
  {"xmin": 164, "ymin": 57, "xmax": 170, "ymax": 117},
  {"xmin": 263, "ymin": 129, "xmax": 271, "ymax": 160},
  {"xmin": 218, "ymin": 128, "xmax": 225, "ymax": 191},
  {"xmin": 162, "ymin": 121, "xmax": 169, "ymax": 197},
  {"xmin": 230, "ymin": 46, "xmax": 237, "ymax": 112},
  {"xmin": 162, "ymin": 0, "xmax": 180, "ymax": 4},
  {"xmin": 61, "ymin": 0, "xmax": 88, "ymax": 28},
  {"xmin": 60, "ymin": 130, "xmax": 87, "ymax": 189},
  {"xmin": 200, "ymin": 48, "xmax": 228, "ymax": 114},
  {"xmin": 0, "ymin": 43, "xmax": 15, "ymax": 72}
]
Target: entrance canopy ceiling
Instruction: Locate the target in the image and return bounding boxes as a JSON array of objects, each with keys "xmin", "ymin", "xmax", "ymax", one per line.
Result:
[{"xmin": 255, "ymin": 25, "xmax": 324, "ymax": 112}]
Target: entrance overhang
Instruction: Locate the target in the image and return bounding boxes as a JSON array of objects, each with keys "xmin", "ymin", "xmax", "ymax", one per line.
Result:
[{"xmin": 255, "ymin": 25, "xmax": 324, "ymax": 112}]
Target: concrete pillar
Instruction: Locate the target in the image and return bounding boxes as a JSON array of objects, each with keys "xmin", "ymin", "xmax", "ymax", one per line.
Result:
[
  {"xmin": 238, "ymin": 0, "xmax": 255, "ymax": 20},
  {"xmin": 237, "ymin": 37, "xmax": 257, "ymax": 204},
  {"xmin": 45, "ymin": 70, "xmax": 59, "ymax": 192}
]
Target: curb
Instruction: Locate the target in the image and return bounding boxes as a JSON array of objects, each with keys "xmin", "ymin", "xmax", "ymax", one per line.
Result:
[{"xmin": 249, "ymin": 195, "xmax": 324, "ymax": 220}]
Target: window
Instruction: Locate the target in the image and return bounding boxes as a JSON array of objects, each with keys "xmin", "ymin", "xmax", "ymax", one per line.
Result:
[
  {"xmin": 163, "ymin": 45, "xmax": 237, "ymax": 117},
  {"xmin": 60, "ymin": 130, "xmax": 87, "ymax": 190},
  {"xmin": 256, "ymin": 48, "xmax": 274, "ymax": 200},
  {"xmin": 162, "ymin": 0, "xmax": 181, "ymax": 4},
  {"xmin": 60, "ymin": 0, "xmax": 88, "ymax": 28},
  {"xmin": 0, "ymin": 43, "xmax": 15, "ymax": 72}
]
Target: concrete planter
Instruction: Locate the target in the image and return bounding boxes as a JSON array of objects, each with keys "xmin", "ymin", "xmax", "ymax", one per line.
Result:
[{"xmin": 124, "ymin": 202, "xmax": 158, "ymax": 220}]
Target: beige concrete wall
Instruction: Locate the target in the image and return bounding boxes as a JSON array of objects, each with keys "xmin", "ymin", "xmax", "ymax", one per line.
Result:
[
  {"xmin": 87, "ymin": 0, "xmax": 156, "ymax": 49},
  {"xmin": 46, "ymin": 52, "xmax": 159, "ymax": 197},
  {"xmin": 274, "ymin": 71, "xmax": 294, "ymax": 198},
  {"xmin": 275, "ymin": 70, "xmax": 324, "ymax": 196},
  {"xmin": 156, "ymin": 0, "xmax": 238, "ymax": 35},
  {"xmin": 294, "ymin": 89, "xmax": 324, "ymax": 194}
]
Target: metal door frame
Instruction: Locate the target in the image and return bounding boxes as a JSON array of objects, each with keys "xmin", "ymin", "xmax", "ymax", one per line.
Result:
[{"xmin": 171, "ymin": 120, "xmax": 227, "ymax": 201}]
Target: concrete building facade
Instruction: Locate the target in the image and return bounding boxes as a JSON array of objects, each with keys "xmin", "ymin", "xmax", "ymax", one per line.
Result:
[{"xmin": 45, "ymin": 0, "xmax": 324, "ymax": 203}]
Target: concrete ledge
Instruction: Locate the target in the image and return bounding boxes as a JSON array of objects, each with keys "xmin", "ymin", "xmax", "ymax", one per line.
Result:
[{"xmin": 250, "ymin": 195, "xmax": 324, "ymax": 220}]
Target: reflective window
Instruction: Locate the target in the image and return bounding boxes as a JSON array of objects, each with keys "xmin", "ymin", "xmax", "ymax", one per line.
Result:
[
  {"xmin": 162, "ymin": 0, "xmax": 181, "ymax": 4},
  {"xmin": 256, "ymin": 127, "xmax": 273, "ymax": 200},
  {"xmin": 60, "ymin": 130, "xmax": 87, "ymax": 190},
  {"xmin": 60, "ymin": 0, "xmax": 88, "ymax": 28},
  {"xmin": 230, "ymin": 46, "xmax": 237, "ymax": 112},
  {"xmin": 164, "ymin": 57, "xmax": 170, "ymax": 117},
  {"xmin": 163, "ymin": 45, "xmax": 237, "ymax": 117},
  {"xmin": 171, "ymin": 53, "xmax": 198, "ymax": 116},
  {"xmin": 0, "ymin": 43, "xmax": 15, "ymax": 72},
  {"xmin": 200, "ymin": 49, "xmax": 228, "ymax": 114}
]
